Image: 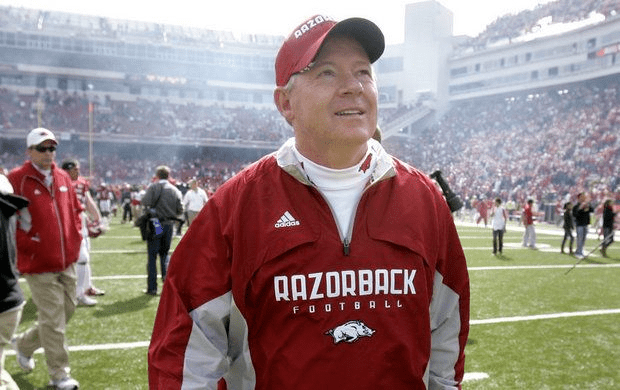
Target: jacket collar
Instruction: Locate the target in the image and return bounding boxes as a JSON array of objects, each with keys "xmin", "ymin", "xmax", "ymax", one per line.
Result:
[
  {"xmin": 25, "ymin": 160, "xmax": 57, "ymax": 179},
  {"xmin": 276, "ymin": 137, "xmax": 395, "ymax": 187}
]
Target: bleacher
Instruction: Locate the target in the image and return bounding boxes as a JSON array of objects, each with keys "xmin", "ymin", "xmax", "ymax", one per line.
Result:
[{"xmin": 0, "ymin": 0, "xmax": 618, "ymax": 210}]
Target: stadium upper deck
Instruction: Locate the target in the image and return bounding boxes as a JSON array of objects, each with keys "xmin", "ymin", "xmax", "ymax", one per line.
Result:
[
  {"xmin": 447, "ymin": 0, "xmax": 620, "ymax": 101},
  {"xmin": 1, "ymin": 0, "xmax": 620, "ymax": 139},
  {"xmin": 0, "ymin": 5, "xmax": 281, "ymax": 108},
  {"xmin": 453, "ymin": 0, "xmax": 620, "ymax": 54}
]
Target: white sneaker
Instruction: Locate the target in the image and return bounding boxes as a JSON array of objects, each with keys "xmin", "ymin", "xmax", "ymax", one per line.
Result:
[
  {"xmin": 11, "ymin": 337, "xmax": 35, "ymax": 373},
  {"xmin": 49, "ymin": 376, "xmax": 79, "ymax": 390},
  {"xmin": 77, "ymin": 295, "xmax": 97, "ymax": 306}
]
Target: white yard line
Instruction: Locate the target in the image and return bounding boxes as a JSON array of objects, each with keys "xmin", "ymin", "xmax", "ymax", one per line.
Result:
[
  {"xmin": 68, "ymin": 222, "xmax": 615, "ymax": 385},
  {"xmin": 469, "ymin": 263, "xmax": 620, "ymax": 271},
  {"xmin": 91, "ymin": 249, "xmax": 146, "ymax": 253},
  {"xmin": 463, "ymin": 372, "xmax": 490, "ymax": 382},
  {"xmin": 59, "ymin": 262, "xmax": 616, "ymax": 284},
  {"xmin": 6, "ymin": 307, "xmax": 617, "ymax": 387},
  {"xmin": 470, "ymin": 308, "xmax": 620, "ymax": 325}
]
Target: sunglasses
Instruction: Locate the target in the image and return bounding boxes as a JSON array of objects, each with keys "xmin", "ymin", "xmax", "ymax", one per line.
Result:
[{"xmin": 33, "ymin": 145, "xmax": 57, "ymax": 153}]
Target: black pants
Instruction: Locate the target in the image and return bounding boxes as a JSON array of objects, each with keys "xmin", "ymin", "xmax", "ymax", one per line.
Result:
[
  {"xmin": 123, "ymin": 203, "xmax": 132, "ymax": 221},
  {"xmin": 493, "ymin": 229, "xmax": 504, "ymax": 254},
  {"xmin": 602, "ymin": 227, "xmax": 614, "ymax": 250},
  {"xmin": 561, "ymin": 228, "xmax": 574, "ymax": 252}
]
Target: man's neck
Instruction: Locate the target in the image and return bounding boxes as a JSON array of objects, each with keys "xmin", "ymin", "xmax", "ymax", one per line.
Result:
[
  {"xmin": 31, "ymin": 161, "xmax": 51, "ymax": 175},
  {"xmin": 295, "ymin": 140, "xmax": 368, "ymax": 169}
]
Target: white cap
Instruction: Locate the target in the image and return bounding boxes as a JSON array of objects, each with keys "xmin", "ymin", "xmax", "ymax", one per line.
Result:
[{"xmin": 27, "ymin": 127, "xmax": 57, "ymax": 147}]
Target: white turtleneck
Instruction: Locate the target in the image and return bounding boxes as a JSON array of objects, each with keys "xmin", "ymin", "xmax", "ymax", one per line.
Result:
[
  {"xmin": 293, "ymin": 145, "xmax": 377, "ymax": 240},
  {"xmin": 32, "ymin": 163, "xmax": 53, "ymax": 188}
]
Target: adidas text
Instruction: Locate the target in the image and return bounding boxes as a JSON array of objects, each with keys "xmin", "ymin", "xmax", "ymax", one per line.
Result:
[
  {"xmin": 275, "ymin": 211, "xmax": 300, "ymax": 228},
  {"xmin": 275, "ymin": 220, "xmax": 300, "ymax": 228}
]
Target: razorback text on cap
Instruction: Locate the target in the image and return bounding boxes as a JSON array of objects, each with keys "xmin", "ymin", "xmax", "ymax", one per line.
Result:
[{"xmin": 294, "ymin": 15, "xmax": 335, "ymax": 39}]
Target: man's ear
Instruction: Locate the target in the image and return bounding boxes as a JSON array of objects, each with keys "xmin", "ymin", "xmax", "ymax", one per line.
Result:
[{"xmin": 274, "ymin": 87, "xmax": 293, "ymax": 124}]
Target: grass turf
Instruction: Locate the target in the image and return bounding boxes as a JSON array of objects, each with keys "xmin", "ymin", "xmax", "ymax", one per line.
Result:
[{"xmin": 5, "ymin": 216, "xmax": 619, "ymax": 389}]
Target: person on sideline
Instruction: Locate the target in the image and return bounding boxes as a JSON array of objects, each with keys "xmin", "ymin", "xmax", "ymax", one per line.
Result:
[
  {"xmin": 182, "ymin": 179, "xmax": 209, "ymax": 226},
  {"xmin": 8, "ymin": 128, "xmax": 82, "ymax": 390},
  {"xmin": 476, "ymin": 197, "xmax": 489, "ymax": 227},
  {"xmin": 491, "ymin": 197, "xmax": 507, "ymax": 255},
  {"xmin": 573, "ymin": 192, "xmax": 593, "ymax": 258},
  {"xmin": 148, "ymin": 15, "xmax": 470, "ymax": 390},
  {"xmin": 140, "ymin": 165, "xmax": 183, "ymax": 296},
  {"xmin": 120, "ymin": 183, "xmax": 133, "ymax": 224},
  {"xmin": 0, "ymin": 173, "xmax": 28, "ymax": 390},
  {"xmin": 61, "ymin": 159, "xmax": 105, "ymax": 306},
  {"xmin": 600, "ymin": 199, "xmax": 616, "ymax": 257},
  {"xmin": 522, "ymin": 199, "xmax": 537, "ymax": 249},
  {"xmin": 561, "ymin": 201, "xmax": 574, "ymax": 255}
]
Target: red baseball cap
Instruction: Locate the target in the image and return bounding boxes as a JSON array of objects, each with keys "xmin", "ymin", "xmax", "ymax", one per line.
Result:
[{"xmin": 275, "ymin": 15, "xmax": 385, "ymax": 87}]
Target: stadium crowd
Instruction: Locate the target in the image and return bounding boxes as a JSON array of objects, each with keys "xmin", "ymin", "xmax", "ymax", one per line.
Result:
[
  {"xmin": 0, "ymin": 89, "xmax": 293, "ymax": 143},
  {"xmin": 384, "ymin": 76, "xmax": 620, "ymax": 211},
  {"xmin": 3, "ymin": 0, "xmax": 620, "ymax": 219},
  {"xmin": 2, "ymin": 74, "xmax": 619, "ymax": 216},
  {"xmin": 0, "ymin": 88, "xmax": 407, "ymax": 144},
  {"xmin": 458, "ymin": 0, "xmax": 620, "ymax": 50}
]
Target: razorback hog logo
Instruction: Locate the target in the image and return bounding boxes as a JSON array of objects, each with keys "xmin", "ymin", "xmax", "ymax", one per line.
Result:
[
  {"xmin": 326, "ymin": 320, "xmax": 375, "ymax": 344},
  {"xmin": 358, "ymin": 154, "xmax": 373, "ymax": 173}
]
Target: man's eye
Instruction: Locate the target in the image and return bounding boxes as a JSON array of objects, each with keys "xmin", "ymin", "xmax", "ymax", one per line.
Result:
[{"xmin": 318, "ymin": 69, "xmax": 335, "ymax": 77}]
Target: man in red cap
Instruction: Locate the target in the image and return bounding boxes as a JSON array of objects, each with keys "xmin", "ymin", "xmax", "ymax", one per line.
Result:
[
  {"xmin": 8, "ymin": 128, "xmax": 82, "ymax": 389},
  {"xmin": 149, "ymin": 15, "xmax": 469, "ymax": 390}
]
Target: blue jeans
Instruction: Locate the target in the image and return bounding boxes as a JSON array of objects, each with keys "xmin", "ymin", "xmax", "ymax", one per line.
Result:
[
  {"xmin": 493, "ymin": 229, "xmax": 504, "ymax": 253},
  {"xmin": 146, "ymin": 223, "xmax": 173, "ymax": 293},
  {"xmin": 575, "ymin": 225, "xmax": 588, "ymax": 256}
]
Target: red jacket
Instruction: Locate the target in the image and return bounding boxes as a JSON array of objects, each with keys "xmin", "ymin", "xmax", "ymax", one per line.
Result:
[
  {"xmin": 149, "ymin": 139, "xmax": 470, "ymax": 390},
  {"xmin": 523, "ymin": 203, "xmax": 534, "ymax": 226},
  {"xmin": 8, "ymin": 161, "xmax": 82, "ymax": 274}
]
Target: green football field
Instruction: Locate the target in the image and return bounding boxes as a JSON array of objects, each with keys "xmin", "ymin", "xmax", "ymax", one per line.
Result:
[{"xmin": 5, "ymin": 214, "xmax": 619, "ymax": 389}]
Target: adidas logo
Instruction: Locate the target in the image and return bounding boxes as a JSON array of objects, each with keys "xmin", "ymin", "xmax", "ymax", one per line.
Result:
[{"xmin": 275, "ymin": 211, "xmax": 300, "ymax": 228}]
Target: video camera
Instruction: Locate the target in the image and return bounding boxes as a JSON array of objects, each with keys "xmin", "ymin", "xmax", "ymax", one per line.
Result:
[{"xmin": 430, "ymin": 170, "xmax": 463, "ymax": 213}]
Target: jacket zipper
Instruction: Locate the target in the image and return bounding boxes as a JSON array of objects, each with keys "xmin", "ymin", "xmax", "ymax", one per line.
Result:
[
  {"xmin": 339, "ymin": 169, "xmax": 394, "ymax": 256},
  {"xmin": 34, "ymin": 174, "xmax": 67, "ymax": 269},
  {"xmin": 343, "ymin": 238, "xmax": 351, "ymax": 256},
  {"xmin": 316, "ymin": 184, "xmax": 370, "ymax": 257},
  {"xmin": 48, "ymin": 180, "xmax": 67, "ymax": 269},
  {"xmin": 341, "ymin": 205, "xmax": 357, "ymax": 257},
  {"xmin": 295, "ymin": 152, "xmax": 395, "ymax": 257}
]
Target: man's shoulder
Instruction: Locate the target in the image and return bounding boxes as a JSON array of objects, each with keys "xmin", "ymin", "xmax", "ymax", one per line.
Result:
[
  {"xmin": 208, "ymin": 155, "xmax": 281, "ymax": 203},
  {"xmin": 7, "ymin": 162, "xmax": 37, "ymax": 189},
  {"xmin": 390, "ymin": 157, "xmax": 437, "ymax": 189},
  {"xmin": 220, "ymin": 154, "xmax": 278, "ymax": 188},
  {"xmin": 163, "ymin": 181, "xmax": 183, "ymax": 198},
  {"xmin": 7, "ymin": 162, "xmax": 30, "ymax": 178}
]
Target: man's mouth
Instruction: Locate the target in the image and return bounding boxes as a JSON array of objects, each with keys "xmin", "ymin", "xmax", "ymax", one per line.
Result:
[{"xmin": 336, "ymin": 110, "xmax": 363, "ymax": 116}]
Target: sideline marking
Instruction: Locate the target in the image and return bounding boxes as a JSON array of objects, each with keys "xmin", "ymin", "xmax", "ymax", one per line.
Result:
[
  {"xmin": 5, "ymin": 341, "xmax": 149, "ymax": 356},
  {"xmin": 463, "ymin": 372, "xmax": 490, "ymax": 382},
  {"xmin": 91, "ymin": 249, "xmax": 145, "ymax": 254},
  {"xmin": 469, "ymin": 263, "xmax": 620, "ymax": 271},
  {"xmin": 6, "ymin": 309, "xmax": 618, "ymax": 357},
  {"xmin": 20, "ymin": 263, "xmax": 619, "ymax": 285},
  {"xmin": 6, "ymin": 345, "xmax": 492, "ymax": 383},
  {"xmin": 471, "ymin": 308, "xmax": 620, "ymax": 325}
]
